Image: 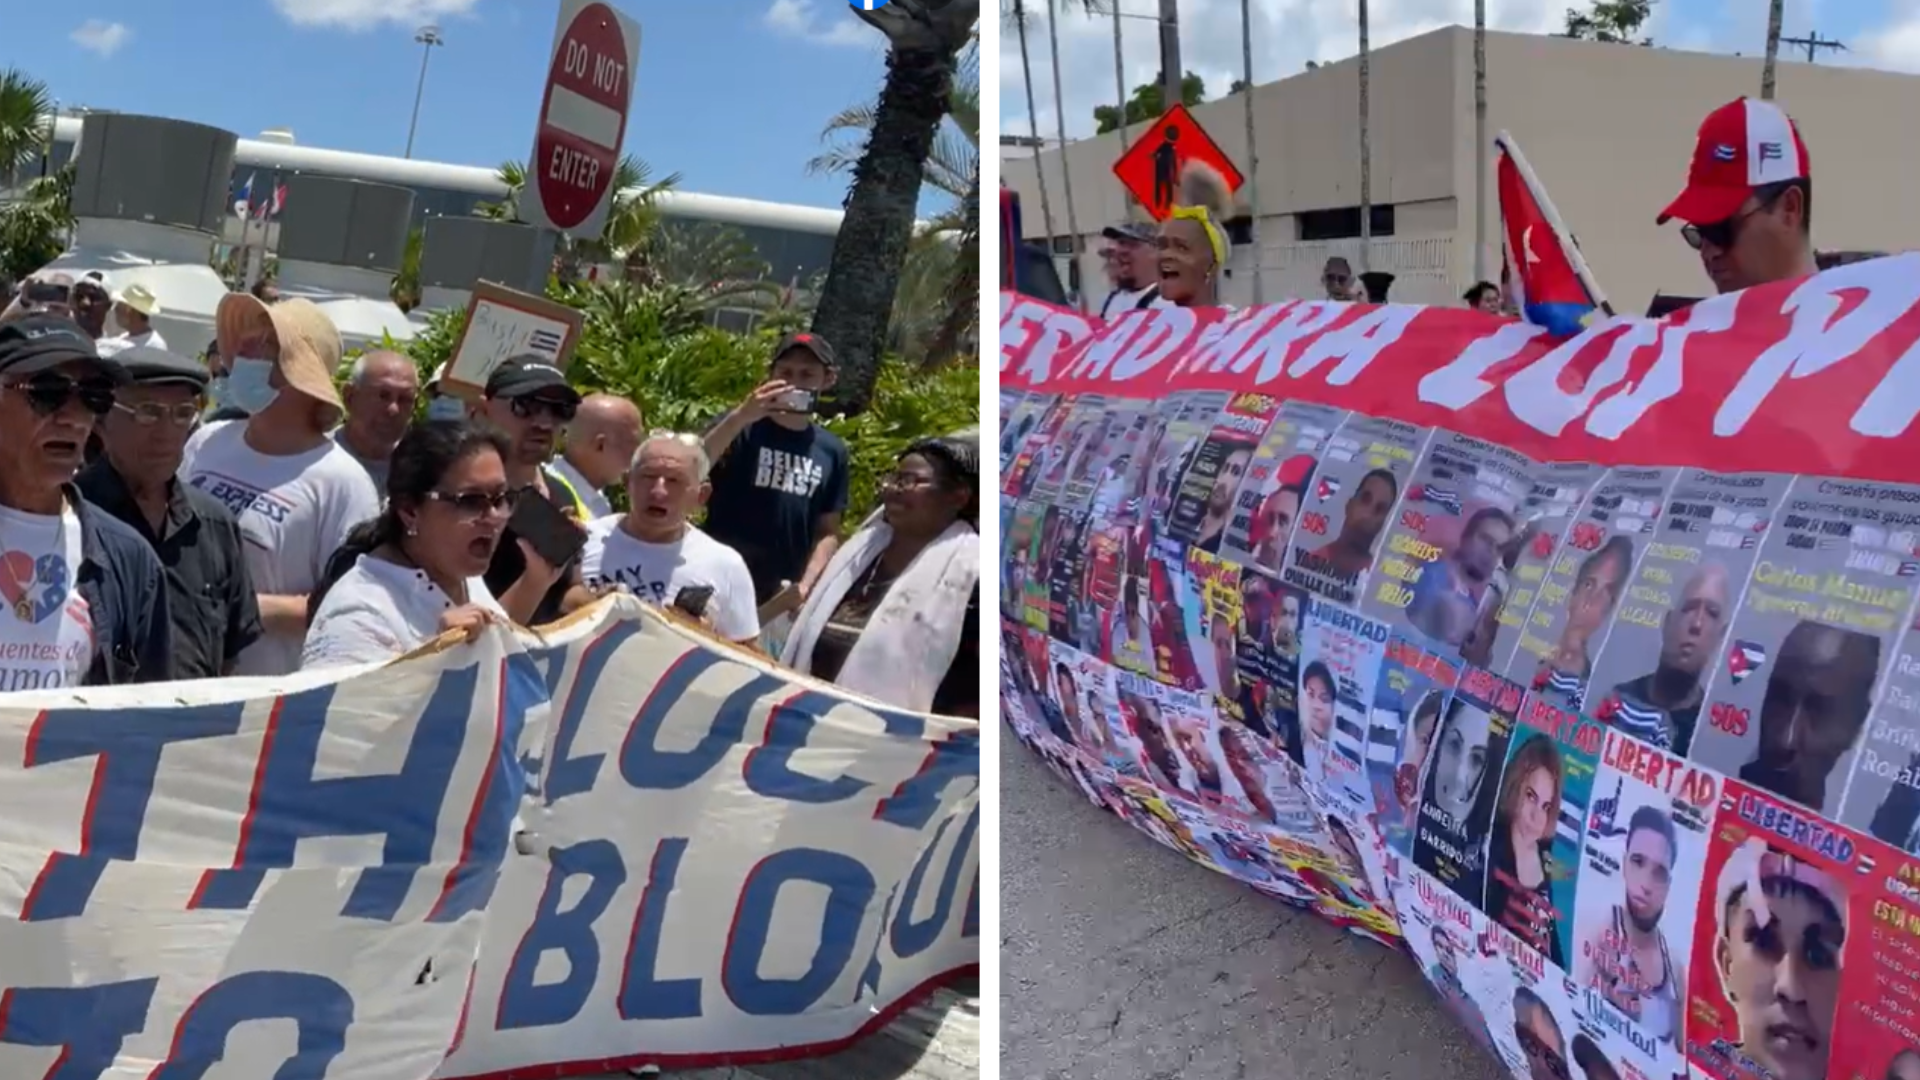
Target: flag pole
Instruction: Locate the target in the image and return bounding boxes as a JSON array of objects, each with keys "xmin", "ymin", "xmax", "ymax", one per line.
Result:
[{"xmin": 1494, "ymin": 130, "xmax": 1614, "ymax": 318}]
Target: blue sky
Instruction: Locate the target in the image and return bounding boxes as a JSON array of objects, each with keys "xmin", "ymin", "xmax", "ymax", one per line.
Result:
[
  {"xmin": 1, "ymin": 0, "xmax": 909, "ymax": 210},
  {"xmin": 1006, "ymin": 0, "xmax": 1920, "ymax": 137}
]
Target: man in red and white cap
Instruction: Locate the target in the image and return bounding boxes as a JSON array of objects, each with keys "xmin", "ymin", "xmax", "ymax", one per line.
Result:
[{"xmin": 1657, "ymin": 97, "xmax": 1817, "ymax": 295}]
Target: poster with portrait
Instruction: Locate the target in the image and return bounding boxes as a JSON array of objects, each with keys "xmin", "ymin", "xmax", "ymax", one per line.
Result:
[
  {"xmin": 1105, "ymin": 526, "xmax": 1156, "ymax": 676},
  {"xmin": 1483, "ymin": 461, "xmax": 1612, "ymax": 675},
  {"xmin": 1147, "ymin": 534, "xmax": 1204, "ymax": 691},
  {"xmin": 1500, "ymin": 466, "xmax": 1680, "ymax": 718},
  {"xmin": 1185, "ymin": 548, "xmax": 1246, "ymax": 700},
  {"xmin": 1824, "ymin": 834, "xmax": 1920, "ymax": 1080},
  {"xmin": 1073, "ymin": 396, "xmax": 1149, "ymax": 517},
  {"xmin": 1145, "ymin": 390, "xmax": 1233, "ymax": 532},
  {"xmin": 1361, "ymin": 431, "xmax": 1536, "ymax": 662},
  {"xmin": 1296, "ymin": 600, "xmax": 1391, "ymax": 812},
  {"xmin": 1218, "ymin": 399, "xmax": 1347, "ymax": 577},
  {"xmin": 1280, "ymin": 413, "xmax": 1432, "ymax": 608},
  {"xmin": 1001, "ymin": 615, "xmax": 1046, "ymax": 741},
  {"xmin": 1026, "ymin": 393, "xmax": 1112, "ymax": 506},
  {"xmin": 1567, "ymin": 728, "xmax": 1720, "ymax": 1080},
  {"xmin": 1055, "ymin": 393, "xmax": 1130, "ymax": 512},
  {"xmin": 1047, "ymin": 507, "xmax": 1103, "ymax": 651},
  {"xmin": 1482, "ymin": 694, "xmax": 1605, "ymax": 972},
  {"xmin": 998, "ymin": 389, "xmax": 1054, "ymax": 472},
  {"xmin": 1851, "ymin": 619, "xmax": 1920, "ymax": 854},
  {"xmin": 1060, "ymin": 643, "xmax": 1128, "ymax": 766},
  {"xmin": 1500, "ymin": 963, "xmax": 1584, "ymax": 1080},
  {"xmin": 1086, "ymin": 399, "xmax": 1161, "ymax": 526},
  {"xmin": 1023, "ymin": 504, "xmax": 1062, "ymax": 632},
  {"xmin": 1688, "ymin": 474, "xmax": 1917, "ymax": 820},
  {"xmin": 1396, "ymin": 864, "xmax": 1516, "ymax": 1062},
  {"xmin": 1167, "ymin": 390, "xmax": 1282, "ymax": 551},
  {"xmin": 1002, "ymin": 392, "xmax": 1071, "ymax": 498},
  {"xmin": 998, "ymin": 385, "xmax": 1029, "ymax": 456},
  {"xmin": 1685, "ymin": 781, "xmax": 1864, "ymax": 1080},
  {"xmin": 1413, "ymin": 668, "xmax": 1523, "ymax": 904},
  {"xmin": 1581, "ymin": 469, "xmax": 1791, "ymax": 759},
  {"xmin": 1371, "ymin": 635, "xmax": 1465, "ymax": 858},
  {"xmin": 1001, "ymin": 497, "xmax": 1035, "ymax": 619},
  {"xmin": 1228, "ymin": 570, "xmax": 1308, "ymax": 751}
]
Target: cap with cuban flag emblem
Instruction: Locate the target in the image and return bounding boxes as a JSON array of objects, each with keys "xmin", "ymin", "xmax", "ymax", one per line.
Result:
[
  {"xmin": 851, "ymin": 0, "xmax": 890, "ymax": 7},
  {"xmin": 1657, "ymin": 97, "xmax": 1810, "ymax": 226}
]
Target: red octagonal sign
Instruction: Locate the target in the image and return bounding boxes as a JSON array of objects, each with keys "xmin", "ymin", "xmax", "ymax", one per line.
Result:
[{"xmin": 532, "ymin": 1, "xmax": 634, "ymax": 234}]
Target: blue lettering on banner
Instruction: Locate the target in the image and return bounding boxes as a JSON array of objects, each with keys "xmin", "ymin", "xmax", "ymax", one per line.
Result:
[
  {"xmin": 875, "ymin": 730, "xmax": 980, "ymax": 831},
  {"xmin": 0, "ymin": 978, "xmax": 158, "ymax": 1077},
  {"xmin": 723, "ymin": 849, "xmax": 877, "ymax": 1016},
  {"xmin": 621, "ymin": 651, "xmax": 782, "ymax": 790},
  {"xmin": 745, "ymin": 690, "xmax": 925, "ymax": 804},
  {"xmin": 430, "ymin": 653, "xmax": 546, "ymax": 922},
  {"xmin": 192, "ymin": 667, "xmax": 474, "ymax": 919},
  {"xmin": 20, "ymin": 703, "xmax": 245, "ymax": 920},
  {"xmin": 891, "ymin": 806, "xmax": 979, "ymax": 960},
  {"xmin": 618, "ymin": 837, "xmax": 703, "ymax": 1020},
  {"xmin": 541, "ymin": 621, "xmax": 643, "ymax": 803},
  {"xmin": 149, "ymin": 971, "xmax": 354, "ymax": 1079},
  {"xmin": 497, "ymin": 838, "xmax": 628, "ymax": 1030},
  {"xmin": 965, "ymin": 871, "xmax": 979, "ymax": 936}
]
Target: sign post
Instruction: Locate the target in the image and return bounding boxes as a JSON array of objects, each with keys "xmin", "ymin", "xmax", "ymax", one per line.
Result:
[
  {"xmin": 1110, "ymin": 103, "xmax": 1245, "ymax": 222},
  {"xmin": 518, "ymin": 0, "xmax": 642, "ymax": 238}
]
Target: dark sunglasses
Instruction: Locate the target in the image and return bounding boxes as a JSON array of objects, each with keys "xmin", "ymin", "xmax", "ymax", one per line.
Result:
[
  {"xmin": 5, "ymin": 374, "xmax": 117, "ymax": 417},
  {"xmin": 510, "ymin": 396, "xmax": 577, "ymax": 422},
  {"xmin": 1681, "ymin": 187, "xmax": 1789, "ymax": 251},
  {"xmin": 426, "ymin": 488, "xmax": 520, "ymax": 516}
]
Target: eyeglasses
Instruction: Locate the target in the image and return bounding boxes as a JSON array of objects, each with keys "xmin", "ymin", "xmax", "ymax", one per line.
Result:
[
  {"xmin": 1681, "ymin": 186, "xmax": 1788, "ymax": 251},
  {"xmin": 426, "ymin": 488, "xmax": 519, "ymax": 517},
  {"xmin": 4, "ymin": 374, "xmax": 117, "ymax": 417},
  {"xmin": 510, "ymin": 396, "xmax": 578, "ymax": 422},
  {"xmin": 112, "ymin": 400, "xmax": 203, "ymax": 427},
  {"xmin": 882, "ymin": 471, "xmax": 940, "ymax": 490}
]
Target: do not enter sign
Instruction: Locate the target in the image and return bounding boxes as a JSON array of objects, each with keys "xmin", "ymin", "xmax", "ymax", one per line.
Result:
[{"xmin": 520, "ymin": 0, "xmax": 642, "ymax": 237}]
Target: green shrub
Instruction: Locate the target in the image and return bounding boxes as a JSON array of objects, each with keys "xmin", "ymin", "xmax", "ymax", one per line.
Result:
[{"xmin": 403, "ymin": 289, "xmax": 979, "ymax": 524}]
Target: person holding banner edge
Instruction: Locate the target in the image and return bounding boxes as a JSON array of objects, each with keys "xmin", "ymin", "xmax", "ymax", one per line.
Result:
[{"xmin": 1658, "ymin": 97, "xmax": 1817, "ymax": 296}]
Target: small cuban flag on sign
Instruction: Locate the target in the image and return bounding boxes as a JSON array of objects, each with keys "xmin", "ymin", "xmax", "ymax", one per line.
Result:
[
  {"xmin": 1727, "ymin": 640, "xmax": 1768, "ymax": 684},
  {"xmin": 852, "ymin": 0, "xmax": 889, "ymax": 8}
]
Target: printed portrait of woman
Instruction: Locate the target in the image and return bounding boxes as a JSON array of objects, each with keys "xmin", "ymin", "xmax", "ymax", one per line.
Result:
[
  {"xmin": 1485, "ymin": 732, "xmax": 1566, "ymax": 968},
  {"xmin": 1532, "ymin": 535, "xmax": 1633, "ymax": 712}
]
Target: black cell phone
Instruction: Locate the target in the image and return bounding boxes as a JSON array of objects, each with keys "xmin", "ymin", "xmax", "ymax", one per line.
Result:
[
  {"xmin": 672, "ymin": 585, "xmax": 715, "ymax": 619},
  {"xmin": 508, "ymin": 492, "xmax": 585, "ymax": 569}
]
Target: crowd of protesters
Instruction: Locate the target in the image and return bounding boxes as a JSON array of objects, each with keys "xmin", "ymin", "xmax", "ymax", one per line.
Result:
[
  {"xmin": 1088, "ymin": 97, "xmax": 1819, "ymax": 319},
  {"xmin": 0, "ymin": 285, "xmax": 980, "ymax": 717}
]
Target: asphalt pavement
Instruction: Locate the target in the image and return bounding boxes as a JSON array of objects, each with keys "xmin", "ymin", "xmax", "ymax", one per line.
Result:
[{"xmin": 1000, "ymin": 732, "xmax": 1508, "ymax": 1080}]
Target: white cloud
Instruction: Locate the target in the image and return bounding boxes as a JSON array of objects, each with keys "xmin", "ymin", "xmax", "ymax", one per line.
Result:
[
  {"xmin": 270, "ymin": 0, "xmax": 481, "ymax": 31},
  {"xmin": 763, "ymin": 0, "xmax": 873, "ymax": 48},
  {"xmin": 70, "ymin": 19, "xmax": 131, "ymax": 57},
  {"xmin": 1860, "ymin": 0, "xmax": 1920, "ymax": 71}
]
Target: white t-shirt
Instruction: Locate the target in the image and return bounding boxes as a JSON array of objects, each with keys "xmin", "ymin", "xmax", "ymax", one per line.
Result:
[
  {"xmin": 302, "ymin": 555, "xmax": 505, "ymax": 669},
  {"xmin": 0, "ymin": 503, "xmax": 95, "ymax": 691},
  {"xmin": 182, "ymin": 420, "xmax": 383, "ymax": 677},
  {"xmin": 551, "ymin": 456, "xmax": 612, "ymax": 520},
  {"xmin": 579, "ymin": 518, "xmax": 759, "ymax": 642},
  {"xmin": 96, "ymin": 327, "xmax": 168, "ymax": 357}
]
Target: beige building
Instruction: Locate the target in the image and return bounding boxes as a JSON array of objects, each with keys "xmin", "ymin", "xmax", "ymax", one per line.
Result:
[{"xmin": 1004, "ymin": 27, "xmax": 1920, "ymax": 314}]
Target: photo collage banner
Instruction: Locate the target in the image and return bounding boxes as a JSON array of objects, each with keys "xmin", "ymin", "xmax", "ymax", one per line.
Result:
[{"xmin": 998, "ymin": 254, "xmax": 1920, "ymax": 1080}]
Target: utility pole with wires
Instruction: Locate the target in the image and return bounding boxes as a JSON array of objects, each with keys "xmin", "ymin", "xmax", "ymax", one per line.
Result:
[{"xmin": 1780, "ymin": 31, "xmax": 1847, "ymax": 63}]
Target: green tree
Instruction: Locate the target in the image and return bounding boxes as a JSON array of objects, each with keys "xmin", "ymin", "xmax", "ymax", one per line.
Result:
[
  {"xmin": 1562, "ymin": 0, "xmax": 1655, "ymax": 45},
  {"xmin": 1092, "ymin": 72, "xmax": 1207, "ymax": 134},
  {"xmin": 474, "ymin": 154, "xmax": 681, "ymax": 279},
  {"xmin": 0, "ymin": 69, "xmax": 52, "ymax": 188},
  {"xmin": 807, "ymin": 0, "xmax": 978, "ymax": 414},
  {"xmin": 0, "ymin": 164, "xmax": 72, "ymax": 282}
]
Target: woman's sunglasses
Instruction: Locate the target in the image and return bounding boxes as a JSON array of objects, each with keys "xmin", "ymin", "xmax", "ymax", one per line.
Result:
[
  {"xmin": 5, "ymin": 374, "xmax": 117, "ymax": 417},
  {"xmin": 426, "ymin": 488, "xmax": 520, "ymax": 517}
]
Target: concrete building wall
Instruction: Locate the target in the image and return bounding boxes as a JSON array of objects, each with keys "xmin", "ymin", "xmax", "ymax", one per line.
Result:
[{"xmin": 1006, "ymin": 27, "xmax": 1920, "ymax": 315}]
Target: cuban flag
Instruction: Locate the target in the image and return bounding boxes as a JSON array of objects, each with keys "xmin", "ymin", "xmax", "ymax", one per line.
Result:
[
  {"xmin": 1409, "ymin": 483, "xmax": 1462, "ymax": 517},
  {"xmin": 1496, "ymin": 132, "xmax": 1605, "ymax": 339},
  {"xmin": 1316, "ymin": 476, "xmax": 1342, "ymax": 502},
  {"xmin": 1727, "ymin": 640, "xmax": 1768, "ymax": 684},
  {"xmin": 232, "ymin": 172, "xmax": 255, "ymax": 218}
]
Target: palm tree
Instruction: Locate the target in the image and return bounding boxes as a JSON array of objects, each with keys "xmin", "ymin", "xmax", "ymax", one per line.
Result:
[
  {"xmin": 1044, "ymin": 0, "xmax": 1082, "ymax": 305},
  {"xmin": 809, "ymin": 0, "xmax": 977, "ymax": 413},
  {"xmin": 1007, "ymin": 1, "xmax": 1057, "ymax": 247},
  {"xmin": 0, "ymin": 164, "xmax": 73, "ymax": 281},
  {"xmin": 475, "ymin": 154, "xmax": 680, "ymax": 279},
  {"xmin": 0, "ymin": 69, "xmax": 52, "ymax": 191},
  {"xmin": 1474, "ymin": 0, "xmax": 1488, "ymax": 281},
  {"xmin": 1761, "ymin": 0, "xmax": 1783, "ymax": 99},
  {"xmin": 1357, "ymin": 0, "xmax": 1372, "ymax": 273}
]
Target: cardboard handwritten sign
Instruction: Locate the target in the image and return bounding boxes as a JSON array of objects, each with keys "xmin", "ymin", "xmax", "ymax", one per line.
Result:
[{"xmin": 441, "ymin": 280, "xmax": 585, "ymax": 400}]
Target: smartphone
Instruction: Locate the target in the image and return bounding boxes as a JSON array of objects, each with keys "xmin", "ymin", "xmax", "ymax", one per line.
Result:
[
  {"xmin": 508, "ymin": 493, "xmax": 586, "ymax": 570},
  {"xmin": 672, "ymin": 585, "xmax": 716, "ymax": 620},
  {"xmin": 778, "ymin": 387, "xmax": 816, "ymax": 413}
]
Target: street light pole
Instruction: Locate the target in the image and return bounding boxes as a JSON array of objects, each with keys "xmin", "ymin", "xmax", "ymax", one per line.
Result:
[{"xmin": 405, "ymin": 25, "xmax": 444, "ymax": 159}]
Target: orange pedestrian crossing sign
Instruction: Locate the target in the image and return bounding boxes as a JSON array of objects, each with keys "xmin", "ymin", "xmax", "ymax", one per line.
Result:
[{"xmin": 1112, "ymin": 103, "xmax": 1245, "ymax": 221}]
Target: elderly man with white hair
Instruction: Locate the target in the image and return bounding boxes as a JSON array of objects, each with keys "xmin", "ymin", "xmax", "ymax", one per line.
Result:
[
  {"xmin": 333, "ymin": 350, "xmax": 421, "ymax": 494},
  {"xmin": 575, "ymin": 431, "xmax": 759, "ymax": 646}
]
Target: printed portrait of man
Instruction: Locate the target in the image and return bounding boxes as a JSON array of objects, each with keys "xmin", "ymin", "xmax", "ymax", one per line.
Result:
[
  {"xmin": 1127, "ymin": 693, "xmax": 1183, "ymax": 791},
  {"xmin": 1298, "ymin": 659, "xmax": 1338, "ymax": 777},
  {"xmin": 1572, "ymin": 806, "xmax": 1683, "ymax": 1042},
  {"xmin": 1169, "ymin": 710, "xmax": 1223, "ymax": 800},
  {"xmin": 1571, "ymin": 1033, "xmax": 1621, "ymax": 1080},
  {"xmin": 1425, "ymin": 924, "xmax": 1495, "ymax": 1050},
  {"xmin": 1193, "ymin": 439, "xmax": 1254, "ymax": 554},
  {"xmin": 1604, "ymin": 560, "xmax": 1732, "ymax": 755},
  {"xmin": 1309, "ymin": 467, "xmax": 1399, "ymax": 578},
  {"xmin": 1407, "ymin": 505, "xmax": 1516, "ymax": 649},
  {"xmin": 1051, "ymin": 660, "xmax": 1083, "ymax": 748},
  {"xmin": 1739, "ymin": 619, "xmax": 1880, "ymax": 811},
  {"xmin": 1513, "ymin": 985, "xmax": 1569, "ymax": 1080},
  {"xmin": 1426, "ymin": 701, "xmax": 1495, "ymax": 826},
  {"xmin": 1886, "ymin": 1049, "xmax": 1920, "ymax": 1080},
  {"xmin": 1711, "ymin": 839, "xmax": 1846, "ymax": 1080},
  {"xmin": 1272, "ymin": 591, "xmax": 1303, "ymax": 656}
]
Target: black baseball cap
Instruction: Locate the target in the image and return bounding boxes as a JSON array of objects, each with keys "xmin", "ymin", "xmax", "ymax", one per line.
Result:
[
  {"xmin": 484, "ymin": 357, "xmax": 580, "ymax": 403},
  {"xmin": 771, "ymin": 332, "xmax": 835, "ymax": 369},
  {"xmin": 0, "ymin": 314, "xmax": 124, "ymax": 381},
  {"xmin": 116, "ymin": 345, "xmax": 210, "ymax": 390},
  {"xmin": 1102, "ymin": 222, "xmax": 1156, "ymax": 244}
]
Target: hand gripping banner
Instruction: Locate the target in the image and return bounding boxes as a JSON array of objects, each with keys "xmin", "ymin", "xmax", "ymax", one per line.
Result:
[
  {"xmin": 0, "ymin": 599, "xmax": 979, "ymax": 1078},
  {"xmin": 1000, "ymin": 255, "xmax": 1920, "ymax": 1080}
]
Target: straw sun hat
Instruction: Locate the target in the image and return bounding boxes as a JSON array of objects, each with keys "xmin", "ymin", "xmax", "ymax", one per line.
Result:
[{"xmin": 215, "ymin": 292, "xmax": 345, "ymax": 424}]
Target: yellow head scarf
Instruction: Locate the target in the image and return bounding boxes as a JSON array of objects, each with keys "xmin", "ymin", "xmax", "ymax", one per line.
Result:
[{"xmin": 1169, "ymin": 205, "xmax": 1229, "ymax": 269}]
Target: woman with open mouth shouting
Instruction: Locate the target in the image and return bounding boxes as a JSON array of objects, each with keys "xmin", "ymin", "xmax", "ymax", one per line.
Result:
[
  {"xmin": 1156, "ymin": 160, "xmax": 1234, "ymax": 309},
  {"xmin": 300, "ymin": 419, "xmax": 519, "ymax": 669}
]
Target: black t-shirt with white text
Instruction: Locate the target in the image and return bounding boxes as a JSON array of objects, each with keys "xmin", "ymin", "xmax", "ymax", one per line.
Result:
[{"xmin": 705, "ymin": 419, "xmax": 850, "ymax": 603}]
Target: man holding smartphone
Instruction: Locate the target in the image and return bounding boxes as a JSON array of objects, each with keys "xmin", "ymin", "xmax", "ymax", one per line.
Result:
[{"xmin": 701, "ymin": 333, "xmax": 850, "ymax": 608}]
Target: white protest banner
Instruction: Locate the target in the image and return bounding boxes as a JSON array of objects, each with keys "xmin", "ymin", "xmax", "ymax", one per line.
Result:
[{"xmin": 0, "ymin": 598, "xmax": 979, "ymax": 1078}]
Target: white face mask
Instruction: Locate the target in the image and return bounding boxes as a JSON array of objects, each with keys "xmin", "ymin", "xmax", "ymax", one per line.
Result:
[
  {"xmin": 227, "ymin": 356, "xmax": 280, "ymax": 415},
  {"xmin": 425, "ymin": 395, "xmax": 466, "ymax": 421}
]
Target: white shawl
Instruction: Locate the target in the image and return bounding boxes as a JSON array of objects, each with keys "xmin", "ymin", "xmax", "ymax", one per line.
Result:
[{"xmin": 780, "ymin": 519, "xmax": 978, "ymax": 713}]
